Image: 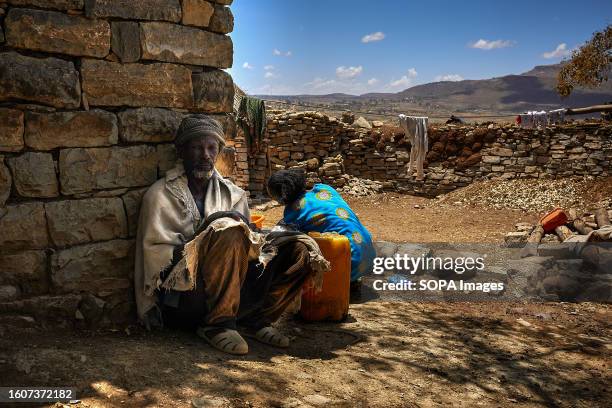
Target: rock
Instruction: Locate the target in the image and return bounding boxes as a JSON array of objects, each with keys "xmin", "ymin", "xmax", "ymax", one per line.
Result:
[
  {"xmin": 0, "ymin": 108, "xmax": 24, "ymax": 152},
  {"xmin": 352, "ymin": 116, "xmax": 372, "ymax": 129},
  {"xmin": 0, "ymin": 294, "xmax": 82, "ymax": 322},
  {"xmin": 303, "ymin": 394, "xmax": 332, "ymax": 406},
  {"xmin": 0, "ymin": 203, "xmax": 49, "ymax": 250},
  {"xmin": 488, "ymin": 147, "xmax": 513, "ymax": 157},
  {"xmin": 157, "ymin": 143, "xmax": 177, "ymax": 176},
  {"xmin": 481, "ymin": 155, "xmax": 500, "ymax": 164},
  {"xmin": 110, "ymin": 21, "xmax": 140, "ymax": 63},
  {"xmin": 181, "ymin": 0, "xmax": 215, "ymax": 27},
  {"xmin": 341, "ymin": 112, "xmax": 355, "ymax": 124},
  {"xmin": 6, "ymin": 0, "xmax": 83, "ymax": 10},
  {"xmin": 59, "ymin": 145, "xmax": 158, "ymax": 194},
  {"xmin": 372, "ymin": 120, "xmax": 383, "ymax": 128},
  {"xmin": 121, "ymin": 188, "xmax": 148, "ymax": 237},
  {"xmin": 77, "ymin": 293, "xmax": 106, "ymax": 325},
  {"xmin": 537, "ymin": 243, "xmax": 576, "ymax": 259},
  {"xmin": 215, "ymin": 0, "xmax": 232, "ymax": 4},
  {"xmin": 140, "ymin": 22, "xmax": 232, "ymax": 68},
  {"xmin": 192, "ymin": 69, "xmax": 234, "ymax": 113},
  {"xmin": 0, "ymin": 285, "xmax": 20, "ymax": 302},
  {"xmin": 208, "ymin": 4, "xmax": 233, "ymax": 34},
  {"xmin": 81, "ymin": 59, "xmax": 193, "ymax": 108},
  {"xmin": 0, "ymin": 157, "xmax": 11, "ymax": 206},
  {"xmin": 5, "ymin": 8, "xmax": 110, "ymax": 58},
  {"xmin": 7, "ymin": 152, "xmax": 59, "ymax": 198},
  {"xmin": 24, "ymin": 110, "xmax": 118, "ymax": 150},
  {"xmin": 85, "ymin": 0, "xmax": 181, "ymax": 22},
  {"xmin": 51, "ymin": 239, "xmax": 134, "ymax": 294},
  {"xmin": 504, "ymin": 231, "xmax": 530, "ymax": 247},
  {"xmin": 515, "ymin": 222, "xmax": 534, "ymax": 233},
  {"xmin": 0, "ymin": 250, "xmax": 48, "ymax": 295},
  {"xmin": 45, "ymin": 197, "xmax": 127, "ymax": 246},
  {"xmin": 458, "ymin": 153, "xmax": 481, "ymax": 168},
  {"xmin": 118, "ymin": 108, "xmax": 183, "ymax": 143},
  {"xmin": 0, "ymin": 52, "xmax": 81, "ymax": 109}
]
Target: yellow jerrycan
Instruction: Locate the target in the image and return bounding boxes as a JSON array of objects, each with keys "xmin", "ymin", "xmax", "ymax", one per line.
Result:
[{"xmin": 299, "ymin": 231, "xmax": 351, "ymax": 322}]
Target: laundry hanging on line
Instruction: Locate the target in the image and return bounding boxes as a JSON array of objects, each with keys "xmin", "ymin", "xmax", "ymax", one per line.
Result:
[
  {"xmin": 398, "ymin": 114, "xmax": 428, "ymax": 181},
  {"xmin": 517, "ymin": 109, "xmax": 566, "ymax": 128}
]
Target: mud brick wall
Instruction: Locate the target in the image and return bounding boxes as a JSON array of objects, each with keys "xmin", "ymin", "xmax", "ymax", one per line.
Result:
[
  {"xmin": 253, "ymin": 112, "xmax": 611, "ymax": 198},
  {"xmin": 0, "ymin": 0, "xmax": 237, "ymax": 328}
]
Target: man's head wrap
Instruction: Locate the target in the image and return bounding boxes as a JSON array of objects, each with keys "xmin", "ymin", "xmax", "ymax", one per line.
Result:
[{"xmin": 175, "ymin": 115, "xmax": 226, "ymax": 150}]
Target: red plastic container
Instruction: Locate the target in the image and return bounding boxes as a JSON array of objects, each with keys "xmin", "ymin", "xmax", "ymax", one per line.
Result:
[{"xmin": 539, "ymin": 208, "xmax": 568, "ymax": 232}]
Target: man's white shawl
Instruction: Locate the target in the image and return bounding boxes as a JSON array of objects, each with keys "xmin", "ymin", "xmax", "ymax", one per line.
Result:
[{"xmin": 134, "ymin": 162, "xmax": 255, "ymax": 320}]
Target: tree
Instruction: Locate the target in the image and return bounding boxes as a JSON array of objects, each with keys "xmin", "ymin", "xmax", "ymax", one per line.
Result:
[{"xmin": 556, "ymin": 25, "xmax": 612, "ymax": 97}]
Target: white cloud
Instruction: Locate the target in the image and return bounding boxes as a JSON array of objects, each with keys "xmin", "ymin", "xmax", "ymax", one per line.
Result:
[
  {"xmin": 388, "ymin": 68, "xmax": 418, "ymax": 88},
  {"xmin": 361, "ymin": 31, "xmax": 385, "ymax": 43},
  {"xmin": 367, "ymin": 78, "xmax": 379, "ymax": 86},
  {"xmin": 336, "ymin": 65, "xmax": 363, "ymax": 79},
  {"xmin": 273, "ymin": 48, "xmax": 292, "ymax": 57},
  {"xmin": 470, "ymin": 39, "xmax": 515, "ymax": 50},
  {"xmin": 242, "ymin": 62, "xmax": 254, "ymax": 69},
  {"xmin": 435, "ymin": 74, "xmax": 464, "ymax": 82},
  {"xmin": 264, "ymin": 65, "xmax": 275, "ymax": 71},
  {"xmin": 264, "ymin": 71, "xmax": 277, "ymax": 79},
  {"xmin": 542, "ymin": 43, "xmax": 572, "ymax": 59},
  {"xmin": 389, "ymin": 76, "xmax": 413, "ymax": 88}
]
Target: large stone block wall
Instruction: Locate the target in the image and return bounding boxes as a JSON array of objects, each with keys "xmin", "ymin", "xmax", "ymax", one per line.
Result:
[
  {"xmin": 252, "ymin": 111, "xmax": 611, "ymax": 198},
  {"xmin": 0, "ymin": 0, "xmax": 242, "ymax": 328}
]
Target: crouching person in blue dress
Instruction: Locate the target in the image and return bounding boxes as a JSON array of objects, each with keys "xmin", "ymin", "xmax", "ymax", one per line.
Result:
[{"xmin": 267, "ymin": 169, "xmax": 376, "ymax": 287}]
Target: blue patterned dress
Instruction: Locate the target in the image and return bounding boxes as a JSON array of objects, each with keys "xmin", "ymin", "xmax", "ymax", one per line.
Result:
[{"xmin": 282, "ymin": 183, "xmax": 375, "ymax": 281}]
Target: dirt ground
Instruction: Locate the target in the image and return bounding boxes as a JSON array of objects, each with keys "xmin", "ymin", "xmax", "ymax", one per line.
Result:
[
  {"xmin": 260, "ymin": 193, "xmax": 541, "ymax": 243},
  {"xmin": 1, "ymin": 195, "xmax": 610, "ymax": 408}
]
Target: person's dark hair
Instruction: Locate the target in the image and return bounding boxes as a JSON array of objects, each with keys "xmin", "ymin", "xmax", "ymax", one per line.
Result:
[{"xmin": 267, "ymin": 169, "xmax": 307, "ymax": 205}]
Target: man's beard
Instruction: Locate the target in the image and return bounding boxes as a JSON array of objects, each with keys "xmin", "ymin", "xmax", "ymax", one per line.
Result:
[{"xmin": 190, "ymin": 168, "xmax": 214, "ymax": 180}]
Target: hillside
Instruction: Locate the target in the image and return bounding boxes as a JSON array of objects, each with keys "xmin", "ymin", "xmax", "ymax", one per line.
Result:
[{"xmin": 258, "ymin": 64, "xmax": 612, "ymax": 115}]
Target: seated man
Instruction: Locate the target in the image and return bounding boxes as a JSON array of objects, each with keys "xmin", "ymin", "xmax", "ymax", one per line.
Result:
[{"xmin": 134, "ymin": 115, "xmax": 314, "ymax": 355}]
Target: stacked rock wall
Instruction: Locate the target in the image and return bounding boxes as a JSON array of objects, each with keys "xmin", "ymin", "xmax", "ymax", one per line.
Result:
[
  {"xmin": 253, "ymin": 112, "xmax": 611, "ymax": 198},
  {"xmin": 0, "ymin": 0, "xmax": 239, "ymax": 327}
]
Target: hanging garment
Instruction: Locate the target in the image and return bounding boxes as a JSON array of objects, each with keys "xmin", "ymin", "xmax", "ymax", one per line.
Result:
[
  {"xmin": 237, "ymin": 96, "xmax": 267, "ymax": 155},
  {"xmin": 519, "ymin": 113, "xmax": 534, "ymax": 129},
  {"xmin": 519, "ymin": 111, "xmax": 547, "ymax": 129},
  {"xmin": 399, "ymin": 114, "xmax": 428, "ymax": 180},
  {"xmin": 548, "ymin": 108, "xmax": 566, "ymax": 125},
  {"xmin": 533, "ymin": 111, "xmax": 548, "ymax": 128}
]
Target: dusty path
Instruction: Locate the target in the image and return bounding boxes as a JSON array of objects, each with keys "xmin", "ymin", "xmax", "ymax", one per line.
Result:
[{"xmin": 0, "ymin": 302, "xmax": 609, "ymax": 408}]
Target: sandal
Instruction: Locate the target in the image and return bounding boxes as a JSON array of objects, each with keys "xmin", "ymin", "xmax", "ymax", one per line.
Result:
[
  {"xmin": 196, "ymin": 326, "xmax": 249, "ymax": 355},
  {"xmin": 243, "ymin": 326, "xmax": 290, "ymax": 348}
]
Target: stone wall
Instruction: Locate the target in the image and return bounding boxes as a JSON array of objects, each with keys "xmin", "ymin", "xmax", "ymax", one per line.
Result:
[
  {"xmin": 251, "ymin": 111, "xmax": 611, "ymax": 198},
  {"xmin": 0, "ymin": 0, "xmax": 238, "ymax": 328}
]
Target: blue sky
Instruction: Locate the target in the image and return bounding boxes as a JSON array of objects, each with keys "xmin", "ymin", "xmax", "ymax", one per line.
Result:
[{"xmin": 229, "ymin": 0, "xmax": 612, "ymax": 95}]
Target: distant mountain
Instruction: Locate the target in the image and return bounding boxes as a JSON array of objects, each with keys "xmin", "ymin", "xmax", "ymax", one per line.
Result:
[{"xmin": 258, "ymin": 63, "xmax": 612, "ymax": 114}]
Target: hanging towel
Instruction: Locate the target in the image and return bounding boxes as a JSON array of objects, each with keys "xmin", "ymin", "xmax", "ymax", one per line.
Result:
[{"xmin": 399, "ymin": 114, "xmax": 428, "ymax": 180}]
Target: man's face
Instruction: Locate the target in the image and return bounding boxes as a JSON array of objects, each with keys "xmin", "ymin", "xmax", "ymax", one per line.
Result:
[{"xmin": 180, "ymin": 135, "xmax": 220, "ymax": 181}]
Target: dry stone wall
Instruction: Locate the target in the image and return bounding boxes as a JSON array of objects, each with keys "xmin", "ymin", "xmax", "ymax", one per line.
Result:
[
  {"xmin": 0, "ymin": 0, "xmax": 242, "ymax": 328},
  {"xmin": 251, "ymin": 111, "xmax": 611, "ymax": 198}
]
